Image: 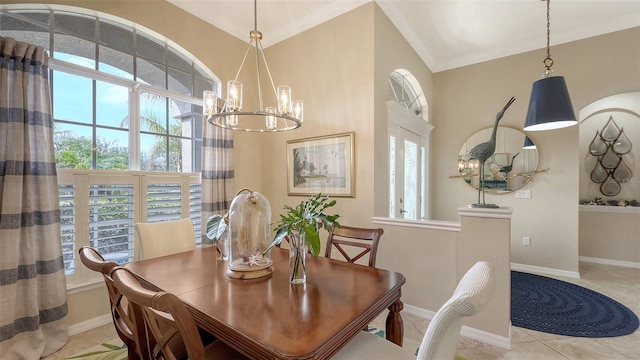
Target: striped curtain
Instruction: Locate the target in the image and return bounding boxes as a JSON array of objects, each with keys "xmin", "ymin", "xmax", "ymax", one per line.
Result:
[
  {"xmin": 0, "ymin": 37, "xmax": 69, "ymax": 357},
  {"xmin": 201, "ymin": 116, "xmax": 235, "ymax": 249}
]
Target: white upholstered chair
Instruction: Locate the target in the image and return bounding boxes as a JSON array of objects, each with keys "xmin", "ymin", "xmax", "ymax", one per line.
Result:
[
  {"xmin": 333, "ymin": 261, "xmax": 495, "ymax": 360},
  {"xmin": 134, "ymin": 218, "xmax": 196, "ymax": 260}
]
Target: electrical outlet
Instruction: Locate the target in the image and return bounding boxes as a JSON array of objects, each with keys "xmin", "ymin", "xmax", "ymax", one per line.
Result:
[
  {"xmin": 523, "ymin": 237, "xmax": 531, "ymax": 246},
  {"xmin": 516, "ymin": 189, "xmax": 532, "ymax": 199}
]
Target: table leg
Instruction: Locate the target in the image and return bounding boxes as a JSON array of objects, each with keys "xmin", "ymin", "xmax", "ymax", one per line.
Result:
[{"xmin": 385, "ymin": 299, "xmax": 404, "ymax": 346}]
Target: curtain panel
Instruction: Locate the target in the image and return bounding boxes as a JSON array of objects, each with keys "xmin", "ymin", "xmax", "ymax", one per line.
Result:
[
  {"xmin": 201, "ymin": 118, "xmax": 235, "ymax": 250},
  {"xmin": 0, "ymin": 36, "xmax": 68, "ymax": 358}
]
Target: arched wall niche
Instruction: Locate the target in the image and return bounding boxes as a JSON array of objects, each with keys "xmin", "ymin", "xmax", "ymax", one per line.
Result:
[{"xmin": 578, "ymin": 92, "xmax": 640, "ymax": 203}]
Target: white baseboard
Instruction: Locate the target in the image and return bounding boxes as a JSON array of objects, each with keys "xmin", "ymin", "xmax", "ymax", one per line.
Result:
[
  {"xmin": 579, "ymin": 256, "xmax": 640, "ymax": 269},
  {"xmin": 510, "ymin": 262, "xmax": 581, "ymax": 279},
  {"xmin": 461, "ymin": 323, "xmax": 511, "ymax": 350},
  {"xmin": 68, "ymin": 314, "xmax": 113, "ymax": 336},
  {"xmin": 403, "ymin": 304, "xmax": 511, "ymax": 350},
  {"xmin": 403, "ymin": 303, "xmax": 436, "ymax": 319}
]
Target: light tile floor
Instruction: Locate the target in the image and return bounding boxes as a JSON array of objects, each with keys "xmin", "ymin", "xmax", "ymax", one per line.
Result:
[
  {"xmin": 45, "ymin": 262, "xmax": 639, "ymax": 360},
  {"xmin": 369, "ymin": 262, "xmax": 640, "ymax": 360}
]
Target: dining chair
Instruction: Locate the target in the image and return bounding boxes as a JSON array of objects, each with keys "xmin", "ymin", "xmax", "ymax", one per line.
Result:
[
  {"xmin": 77, "ymin": 246, "xmax": 147, "ymax": 360},
  {"xmin": 134, "ymin": 217, "xmax": 196, "ymax": 260},
  {"xmin": 110, "ymin": 266, "xmax": 248, "ymax": 360},
  {"xmin": 333, "ymin": 261, "xmax": 495, "ymax": 360},
  {"xmin": 324, "ymin": 224, "xmax": 384, "ymax": 268}
]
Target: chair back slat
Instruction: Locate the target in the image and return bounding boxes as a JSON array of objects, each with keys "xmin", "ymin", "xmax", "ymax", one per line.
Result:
[{"xmin": 325, "ymin": 225, "xmax": 383, "ymax": 267}]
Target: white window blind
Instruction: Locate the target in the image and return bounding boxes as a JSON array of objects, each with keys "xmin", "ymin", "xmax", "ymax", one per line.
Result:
[{"xmin": 58, "ymin": 170, "xmax": 201, "ymax": 287}]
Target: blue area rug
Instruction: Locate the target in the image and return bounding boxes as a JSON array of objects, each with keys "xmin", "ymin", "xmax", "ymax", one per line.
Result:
[{"xmin": 511, "ymin": 271, "xmax": 639, "ymax": 337}]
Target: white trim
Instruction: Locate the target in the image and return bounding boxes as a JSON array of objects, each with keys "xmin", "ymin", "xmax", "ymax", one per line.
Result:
[
  {"xmin": 460, "ymin": 323, "xmax": 511, "ymax": 350},
  {"xmin": 510, "ymin": 262, "xmax": 581, "ymax": 280},
  {"xmin": 66, "ymin": 279, "xmax": 104, "ymax": 295},
  {"xmin": 579, "ymin": 204, "xmax": 640, "ymax": 215},
  {"xmin": 68, "ymin": 314, "xmax": 113, "ymax": 336},
  {"xmin": 579, "ymin": 256, "xmax": 640, "ymax": 269},
  {"xmin": 49, "ymin": 58, "xmax": 135, "ymax": 88},
  {"xmin": 387, "ymin": 100, "xmax": 433, "ymax": 220},
  {"xmin": 457, "ymin": 206, "xmax": 513, "ymax": 219},
  {"xmin": 403, "ymin": 303, "xmax": 436, "ymax": 319},
  {"xmin": 372, "ymin": 217, "xmax": 460, "ymax": 232},
  {"xmin": 403, "ymin": 304, "xmax": 511, "ymax": 350}
]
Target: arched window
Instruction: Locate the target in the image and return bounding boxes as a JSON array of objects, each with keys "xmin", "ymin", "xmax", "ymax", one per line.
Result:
[
  {"xmin": 1, "ymin": 7, "xmax": 219, "ymax": 285},
  {"xmin": 388, "ymin": 69, "xmax": 432, "ymax": 220},
  {"xmin": 1, "ymin": 7, "xmax": 217, "ymax": 171},
  {"xmin": 389, "ymin": 69, "xmax": 427, "ymax": 118}
]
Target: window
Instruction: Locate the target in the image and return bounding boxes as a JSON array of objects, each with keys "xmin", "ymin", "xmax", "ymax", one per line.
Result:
[
  {"xmin": 1, "ymin": 8, "xmax": 217, "ymax": 286},
  {"xmin": 388, "ymin": 70, "xmax": 432, "ymax": 220}
]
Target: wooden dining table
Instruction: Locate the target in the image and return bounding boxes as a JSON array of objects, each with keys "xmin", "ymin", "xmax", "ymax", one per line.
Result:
[{"xmin": 126, "ymin": 246, "xmax": 406, "ymax": 360}]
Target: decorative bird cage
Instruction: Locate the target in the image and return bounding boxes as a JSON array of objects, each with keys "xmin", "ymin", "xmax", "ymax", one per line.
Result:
[{"xmin": 226, "ymin": 189, "xmax": 273, "ymax": 279}]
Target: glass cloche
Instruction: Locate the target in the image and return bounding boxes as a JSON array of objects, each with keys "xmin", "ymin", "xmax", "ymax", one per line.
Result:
[{"xmin": 226, "ymin": 189, "xmax": 273, "ymax": 279}]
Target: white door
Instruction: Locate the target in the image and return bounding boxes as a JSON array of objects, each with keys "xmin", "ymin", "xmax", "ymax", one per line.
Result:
[{"xmin": 392, "ymin": 127, "xmax": 422, "ymax": 220}]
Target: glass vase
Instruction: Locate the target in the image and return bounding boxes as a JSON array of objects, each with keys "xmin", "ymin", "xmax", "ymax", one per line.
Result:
[{"xmin": 289, "ymin": 232, "xmax": 307, "ymax": 284}]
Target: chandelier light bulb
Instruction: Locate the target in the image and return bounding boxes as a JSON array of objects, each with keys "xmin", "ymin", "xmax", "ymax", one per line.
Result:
[
  {"xmin": 293, "ymin": 100, "xmax": 303, "ymax": 123},
  {"xmin": 227, "ymin": 114, "xmax": 239, "ymax": 127},
  {"xmin": 265, "ymin": 107, "xmax": 277, "ymax": 130},
  {"xmin": 228, "ymin": 80, "xmax": 243, "ymax": 111},
  {"xmin": 277, "ymin": 86, "xmax": 292, "ymax": 114},
  {"xmin": 203, "ymin": 90, "xmax": 217, "ymax": 118}
]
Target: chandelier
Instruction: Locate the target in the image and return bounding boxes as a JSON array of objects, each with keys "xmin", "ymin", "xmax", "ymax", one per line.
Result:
[{"xmin": 203, "ymin": 0, "xmax": 303, "ymax": 132}]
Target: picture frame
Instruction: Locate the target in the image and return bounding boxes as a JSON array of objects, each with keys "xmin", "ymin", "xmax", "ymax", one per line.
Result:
[{"xmin": 286, "ymin": 132, "xmax": 355, "ymax": 197}]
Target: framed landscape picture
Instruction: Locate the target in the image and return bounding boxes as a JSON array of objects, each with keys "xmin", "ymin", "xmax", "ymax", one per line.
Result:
[{"xmin": 286, "ymin": 132, "xmax": 355, "ymax": 197}]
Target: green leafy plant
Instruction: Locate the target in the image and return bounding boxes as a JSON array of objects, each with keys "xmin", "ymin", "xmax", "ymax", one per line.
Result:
[
  {"xmin": 206, "ymin": 213, "xmax": 227, "ymax": 244},
  {"xmin": 268, "ymin": 193, "xmax": 341, "ymax": 256}
]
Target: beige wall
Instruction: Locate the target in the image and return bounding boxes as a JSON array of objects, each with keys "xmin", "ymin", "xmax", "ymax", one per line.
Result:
[
  {"xmin": 431, "ymin": 27, "xmax": 640, "ymax": 273},
  {"xmin": 258, "ymin": 3, "xmax": 376, "ymax": 237},
  {"xmin": 579, "ymin": 208, "xmax": 640, "ymax": 264}
]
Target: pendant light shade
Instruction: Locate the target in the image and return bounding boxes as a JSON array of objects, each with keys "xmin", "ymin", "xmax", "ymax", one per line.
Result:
[
  {"xmin": 524, "ymin": 76, "xmax": 576, "ymax": 131},
  {"xmin": 524, "ymin": 0, "xmax": 577, "ymax": 132}
]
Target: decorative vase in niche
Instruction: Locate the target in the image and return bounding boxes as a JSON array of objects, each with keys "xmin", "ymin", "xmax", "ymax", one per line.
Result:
[{"xmin": 289, "ymin": 232, "xmax": 307, "ymax": 284}]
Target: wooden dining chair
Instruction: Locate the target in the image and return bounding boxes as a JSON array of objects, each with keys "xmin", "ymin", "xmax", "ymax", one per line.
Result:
[
  {"xmin": 333, "ymin": 261, "xmax": 496, "ymax": 360},
  {"xmin": 324, "ymin": 224, "xmax": 384, "ymax": 268},
  {"xmin": 78, "ymin": 246, "xmax": 147, "ymax": 360},
  {"xmin": 111, "ymin": 266, "xmax": 248, "ymax": 360},
  {"xmin": 134, "ymin": 217, "xmax": 196, "ymax": 260}
]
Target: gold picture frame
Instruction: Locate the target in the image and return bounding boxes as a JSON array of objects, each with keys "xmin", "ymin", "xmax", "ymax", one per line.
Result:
[{"xmin": 286, "ymin": 132, "xmax": 355, "ymax": 197}]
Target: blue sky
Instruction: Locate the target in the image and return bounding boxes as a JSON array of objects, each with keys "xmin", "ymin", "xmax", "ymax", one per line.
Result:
[{"xmin": 53, "ymin": 53, "xmax": 169, "ymax": 154}]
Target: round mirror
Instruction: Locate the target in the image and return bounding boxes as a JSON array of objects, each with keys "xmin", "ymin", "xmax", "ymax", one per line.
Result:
[{"xmin": 458, "ymin": 127, "xmax": 539, "ymax": 194}]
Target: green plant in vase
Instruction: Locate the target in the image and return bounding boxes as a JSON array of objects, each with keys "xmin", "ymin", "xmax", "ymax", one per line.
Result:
[
  {"xmin": 206, "ymin": 212, "xmax": 228, "ymax": 259},
  {"xmin": 267, "ymin": 193, "xmax": 340, "ymax": 284}
]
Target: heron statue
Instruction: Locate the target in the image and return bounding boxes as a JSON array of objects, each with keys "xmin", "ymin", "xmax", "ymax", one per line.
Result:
[
  {"xmin": 500, "ymin": 152, "xmax": 520, "ymax": 176},
  {"xmin": 468, "ymin": 96, "xmax": 516, "ymax": 208}
]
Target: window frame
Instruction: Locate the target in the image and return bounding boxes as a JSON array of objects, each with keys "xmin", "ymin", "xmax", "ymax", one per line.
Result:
[{"xmin": 1, "ymin": 7, "xmax": 221, "ymax": 288}]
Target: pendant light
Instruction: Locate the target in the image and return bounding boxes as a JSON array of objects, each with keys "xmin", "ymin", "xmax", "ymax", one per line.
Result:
[
  {"xmin": 524, "ymin": 0, "xmax": 576, "ymax": 131},
  {"xmin": 203, "ymin": 0, "xmax": 303, "ymax": 132}
]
